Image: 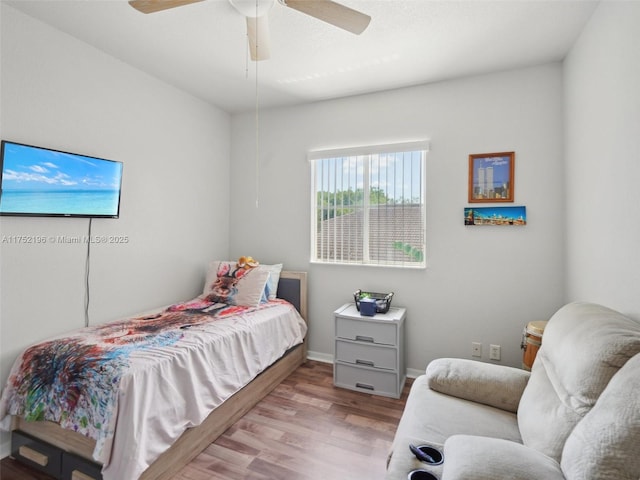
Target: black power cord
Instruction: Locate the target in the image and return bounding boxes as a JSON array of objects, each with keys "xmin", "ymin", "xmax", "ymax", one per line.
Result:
[{"xmin": 84, "ymin": 217, "xmax": 92, "ymax": 327}]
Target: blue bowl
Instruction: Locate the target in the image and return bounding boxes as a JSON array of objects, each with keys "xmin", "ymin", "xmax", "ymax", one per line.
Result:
[{"xmin": 359, "ymin": 298, "xmax": 377, "ymax": 316}]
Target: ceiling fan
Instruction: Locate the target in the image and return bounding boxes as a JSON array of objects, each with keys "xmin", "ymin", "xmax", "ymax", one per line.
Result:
[{"xmin": 128, "ymin": 0, "xmax": 371, "ymax": 61}]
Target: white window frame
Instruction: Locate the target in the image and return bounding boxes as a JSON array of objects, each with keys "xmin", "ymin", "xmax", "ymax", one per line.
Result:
[{"xmin": 309, "ymin": 140, "xmax": 429, "ymax": 268}]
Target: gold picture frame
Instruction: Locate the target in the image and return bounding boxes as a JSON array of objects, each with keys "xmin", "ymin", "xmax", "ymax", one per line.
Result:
[{"xmin": 468, "ymin": 152, "xmax": 514, "ymax": 203}]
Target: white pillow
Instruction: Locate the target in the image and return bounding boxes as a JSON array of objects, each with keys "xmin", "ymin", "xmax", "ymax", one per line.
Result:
[
  {"xmin": 202, "ymin": 261, "xmax": 270, "ymax": 307},
  {"xmin": 262, "ymin": 263, "xmax": 283, "ymax": 300}
]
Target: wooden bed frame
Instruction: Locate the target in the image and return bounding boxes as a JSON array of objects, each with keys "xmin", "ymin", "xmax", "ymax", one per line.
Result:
[{"xmin": 11, "ymin": 271, "xmax": 308, "ymax": 480}]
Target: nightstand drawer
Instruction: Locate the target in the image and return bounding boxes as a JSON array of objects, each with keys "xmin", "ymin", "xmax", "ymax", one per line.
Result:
[
  {"xmin": 335, "ymin": 340, "xmax": 396, "ymax": 370},
  {"xmin": 335, "ymin": 317, "xmax": 397, "ymax": 345},
  {"xmin": 11, "ymin": 430, "xmax": 63, "ymax": 478},
  {"xmin": 334, "ymin": 363, "xmax": 399, "ymax": 397}
]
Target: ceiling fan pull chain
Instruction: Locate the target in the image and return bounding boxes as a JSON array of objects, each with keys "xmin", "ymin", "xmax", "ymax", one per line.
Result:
[
  {"xmin": 245, "ymin": 34, "xmax": 249, "ymax": 79},
  {"xmin": 254, "ymin": 0, "xmax": 260, "ymax": 209}
]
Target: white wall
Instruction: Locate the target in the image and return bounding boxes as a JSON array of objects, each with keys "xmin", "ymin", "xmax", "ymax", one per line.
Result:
[
  {"xmin": 0, "ymin": 5, "xmax": 231, "ymax": 456},
  {"xmin": 230, "ymin": 64, "xmax": 566, "ymax": 372},
  {"xmin": 564, "ymin": 1, "xmax": 640, "ymax": 319}
]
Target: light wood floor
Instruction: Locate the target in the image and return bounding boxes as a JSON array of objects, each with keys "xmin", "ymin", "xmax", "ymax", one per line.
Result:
[{"xmin": 1, "ymin": 360, "xmax": 412, "ymax": 480}]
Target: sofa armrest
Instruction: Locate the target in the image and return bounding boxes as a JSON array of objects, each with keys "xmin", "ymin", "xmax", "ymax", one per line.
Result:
[
  {"xmin": 426, "ymin": 358, "xmax": 530, "ymax": 412},
  {"xmin": 441, "ymin": 435, "xmax": 565, "ymax": 480}
]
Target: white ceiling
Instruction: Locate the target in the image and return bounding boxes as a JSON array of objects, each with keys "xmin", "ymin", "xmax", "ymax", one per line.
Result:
[{"xmin": 6, "ymin": 0, "xmax": 599, "ymax": 114}]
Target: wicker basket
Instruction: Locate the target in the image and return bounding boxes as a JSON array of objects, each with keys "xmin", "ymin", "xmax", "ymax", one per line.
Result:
[{"xmin": 353, "ymin": 290, "xmax": 394, "ymax": 314}]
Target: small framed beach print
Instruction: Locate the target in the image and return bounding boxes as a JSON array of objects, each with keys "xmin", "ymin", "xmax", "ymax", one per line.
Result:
[{"xmin": 468, "ymin": 152, "xmax": 514, "ymax": 203}]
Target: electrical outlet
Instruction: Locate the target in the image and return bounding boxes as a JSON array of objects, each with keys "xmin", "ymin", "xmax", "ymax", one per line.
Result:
[
  {"xmin": 472, "ymin": 342, "xmax": 482, "ymax": 358},
  {"xmin": 490, "ymin": 344, "xmax": 501, "ymax": 361}
]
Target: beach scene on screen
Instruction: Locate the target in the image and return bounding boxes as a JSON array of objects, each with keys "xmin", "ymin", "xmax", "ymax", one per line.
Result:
[{"xmin": 0, "ymin": 142, "xmax": 122, "ymax": 216}]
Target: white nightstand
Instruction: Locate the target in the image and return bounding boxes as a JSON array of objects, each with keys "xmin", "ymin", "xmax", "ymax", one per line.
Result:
[{"xmin": 333, "ymin": 303, "xmax": 406, "ymax": 399}]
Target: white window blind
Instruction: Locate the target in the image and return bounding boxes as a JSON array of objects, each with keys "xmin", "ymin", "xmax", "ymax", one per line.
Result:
[{"xmin": 310, "ymin": 141, "xmax": 429, "ymax": 268}]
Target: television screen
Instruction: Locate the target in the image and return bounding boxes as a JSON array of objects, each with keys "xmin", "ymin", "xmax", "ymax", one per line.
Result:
[{"xmin": 0, "ymin": 140, "xmax": 123, "ymax": 218}]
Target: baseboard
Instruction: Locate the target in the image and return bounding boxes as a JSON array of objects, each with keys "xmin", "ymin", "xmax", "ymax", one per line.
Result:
[
  {"xmin": 406, "ymin": 368, "xmax": 424, "ymax": 379},
  {"xmin": 306, "ymin": 350, "xmax": 334, "ymax": 364}
]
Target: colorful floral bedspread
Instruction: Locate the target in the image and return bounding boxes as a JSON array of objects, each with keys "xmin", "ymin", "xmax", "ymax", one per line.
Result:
[{"xmin": 0, "ymin": 299, "xmax": 282, "ymax": 441}]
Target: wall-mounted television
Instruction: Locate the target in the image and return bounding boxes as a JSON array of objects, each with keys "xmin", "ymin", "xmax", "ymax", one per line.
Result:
[{"xmin": 0, "ymin": 140, "xmax": 123, "ymax": 218}]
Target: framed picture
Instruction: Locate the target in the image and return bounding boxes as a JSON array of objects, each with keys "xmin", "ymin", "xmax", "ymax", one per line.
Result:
[
  {"xmin": 464, "ymin": 206, "xmax": 526, "ymax": 226},
  {"xmin": 468, "ymin": 152, "xmax": 514, "ymax": 203}
]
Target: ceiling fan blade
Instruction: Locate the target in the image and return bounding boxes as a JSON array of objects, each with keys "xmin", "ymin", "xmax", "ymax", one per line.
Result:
[
  {"xmin": 246, "ymin": 16, "xmax": 271, "ymax": 61},
  {"xmin": 282, "ymin": 0, "xmax": 370, "ymax": 35},
  {"xmin": 128, "ymin": 0, "xmax": 205, "ymax": 14}
]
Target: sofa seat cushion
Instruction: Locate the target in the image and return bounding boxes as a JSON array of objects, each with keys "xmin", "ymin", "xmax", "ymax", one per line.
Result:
[
  {"xmin": 518, "ymin": 302, "xmax": 640, "ymax": 462},
  {"xmin": 441, "ymin": 435, "xmax": 564, "ymax": 480},
  {"xmin": 385, "ymin": 375, "xmax": 521, "ymax": 480}
]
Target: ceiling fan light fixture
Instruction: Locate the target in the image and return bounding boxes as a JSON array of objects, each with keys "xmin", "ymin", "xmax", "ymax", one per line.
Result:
[
  {"xmin": 229, "ymin": 0, "xmax": 275, "ymax": 18},
  {"xmin": 247, "ymin": 15, "xmax": 271, "ymax": 61}
]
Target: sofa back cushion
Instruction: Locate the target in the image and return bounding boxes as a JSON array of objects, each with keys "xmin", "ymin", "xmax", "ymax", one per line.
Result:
[
  {"xmin": 517, "ymin": 302, "xmax": 640, "ymax": 461},
  {"xmin": 561, "ymin": 353, "xmax": 640, "ymax": 480}
]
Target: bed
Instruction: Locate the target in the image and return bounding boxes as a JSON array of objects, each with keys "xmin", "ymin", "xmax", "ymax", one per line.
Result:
[{"xmin": 0, "ymin": 264, "xmax": 308, "ymax": 480}]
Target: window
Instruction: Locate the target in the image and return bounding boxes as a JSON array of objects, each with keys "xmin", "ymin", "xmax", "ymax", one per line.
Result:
[{"xmin": 310, "ymin": 141, "xmax": 429, "ymax": 268}]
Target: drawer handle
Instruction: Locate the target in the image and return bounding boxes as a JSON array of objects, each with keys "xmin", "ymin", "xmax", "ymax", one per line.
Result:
[
  {"xmin": 355, "ymin": 335, "xmax": 374, "ymax": 343},
  {"xmin": 355, "ymin": 359, "xmax": 375, "ymax": 367},
  {"xmin": 18, "ymin": 446, "xmax": 49, "ymax": 467},
  {"xmin": 72, "ymin": 471, "xmax": 97, "ymax": 480},
  {"xmin": 355, "ymin": 382, "xmax": 375, "ymax": 391}
]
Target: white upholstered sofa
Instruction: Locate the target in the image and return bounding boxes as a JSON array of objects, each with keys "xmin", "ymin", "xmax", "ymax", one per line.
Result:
[{"xmin": 385, "ymin": 302, "xmax": 640, "ymax": 480}]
